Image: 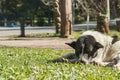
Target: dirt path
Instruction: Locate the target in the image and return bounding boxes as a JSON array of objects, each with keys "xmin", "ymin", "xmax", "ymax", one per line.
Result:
[{"xmin": 0, "ymin": 39, "xmax": 74, "ymax": 49}]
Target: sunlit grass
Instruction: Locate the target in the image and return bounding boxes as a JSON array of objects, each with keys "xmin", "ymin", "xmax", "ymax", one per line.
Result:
[
  {"xmin": 2, "ymin": 30, "xmax": 120, "ymax": 79},
  {"xmin": 27, "ymin": 33, "xmax": 60, "ymax": 38},
  {"xmin": 108, "ymin": 30, "xmax": 120, "ymax": 40},
  {"xmin": 0, "ymin": 46, "xmax": 120, "ymax": 80},
  {"xmin": 9, "ymin": 30, "xmax": 120, "ymax": 40}
]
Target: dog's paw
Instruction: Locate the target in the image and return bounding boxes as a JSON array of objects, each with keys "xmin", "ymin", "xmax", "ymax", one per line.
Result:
[
  {"xmin": 91, "ymin": 59, "xmax": 106, "ymax": 66},
  {"xmin": 91, "ymin": 60, "xmax": 102, "ymax": 66},
  {"xmin": 62, "ymin": 58, "xmax": 69, "ymax": 62},
  {"xmin": 113, "ymin": 65, "xmax": 120, "ymax": 70}
]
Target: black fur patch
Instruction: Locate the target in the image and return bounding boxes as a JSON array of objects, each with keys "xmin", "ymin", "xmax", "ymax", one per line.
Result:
[
  {"xmin": 112, "ymin": 35, "xmax": 118, "ymax": 44},
  {"xmin": 75, "ymin": 35, "xmax": 103, "ymax": 58}
]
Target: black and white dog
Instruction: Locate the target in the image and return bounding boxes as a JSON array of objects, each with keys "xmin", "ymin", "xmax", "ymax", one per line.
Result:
[{"xmin": 52, "ymin": 31, "xmax": 120, "ymax": 70}]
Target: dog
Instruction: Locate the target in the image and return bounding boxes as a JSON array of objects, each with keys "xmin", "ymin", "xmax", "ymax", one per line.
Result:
[{"xmin": 52, "ymin": 31, "xmax": 120, "ymax": 69}]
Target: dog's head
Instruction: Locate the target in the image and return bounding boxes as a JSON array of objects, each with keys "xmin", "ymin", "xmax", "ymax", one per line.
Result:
[{"xmin": 66, "ymin": 35, "xmax": 104, "ymax": 60}]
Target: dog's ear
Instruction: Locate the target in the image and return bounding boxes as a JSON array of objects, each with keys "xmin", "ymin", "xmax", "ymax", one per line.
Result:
[
  {"xmin": 65, "ymin": 41, "xmax": 76, "ymax": 49},
  {"xmin": 112, "ymin": 35, "xmax": 118, "ymax": 44},
  {"xmin": 95, "ymin": 42, "xmax": 104, "ymax": 49}
]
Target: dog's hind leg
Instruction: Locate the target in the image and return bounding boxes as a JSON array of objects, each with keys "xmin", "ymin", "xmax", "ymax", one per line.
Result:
[
  {"xmin": 112, "ymin": 52, "xmax": 120, "ymax": 70},
  {"xmin": 91, "ymin": 61, "xmax": 110, "ymax": 66},
  {"xmin": 113, "ymin": 60, "xmax": 120, "ymax": 70}
]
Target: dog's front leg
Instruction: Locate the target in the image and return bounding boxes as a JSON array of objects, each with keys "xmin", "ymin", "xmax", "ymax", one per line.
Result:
[
  {"xmin": 90, "ymin": 57, "xmax": 103, "ymax": 66},
  {"xmin": 52, "ymin": 53, "xmax": 77, "ymax": 63}
]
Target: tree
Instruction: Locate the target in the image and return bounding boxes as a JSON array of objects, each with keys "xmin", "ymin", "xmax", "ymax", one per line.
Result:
[
  {"xmin": 76, "ymin": 0, "xmax": 110, "ymax": 33},
  {"xmin": 0, "ymin": 0, "xmax": 51, "ymax": 37},
  {"xmin": 19, "ymin": 18, "xmax": 25, "ymax": 37},
  {"xmin": 41, "ymin": 0, "xmax": 61, "ymax": 34},
  {"xmin": 53, "ymin": 0, "xmax": 61, "ymax": 34},
  {"xmin": 110, "ymin": 0, "xmax": 120, "ymax": 18},
  {"xmin": 41, "ymin": 0, "xmax": 73, "ymax": 38},
  {"xmin": 60, "ymin": 0, "xmax": 73, "ymax": 38},
  {"xmin": 96, "ymin": 13, "xmax": 109, "ymax": 33}
]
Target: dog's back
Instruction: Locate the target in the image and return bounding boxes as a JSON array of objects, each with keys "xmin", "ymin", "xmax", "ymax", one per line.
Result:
[{"xmin": 106, "ymin": 41, "xmax": 120, "ymax": 61}]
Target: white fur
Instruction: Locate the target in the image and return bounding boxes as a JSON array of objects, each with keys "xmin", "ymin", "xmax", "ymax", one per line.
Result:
[{"xmin": 81, "ymin": 31, "xmax": 120, "ymax": 70}]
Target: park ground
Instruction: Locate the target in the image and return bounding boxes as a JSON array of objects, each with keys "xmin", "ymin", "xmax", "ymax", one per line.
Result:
[
  {"xmin": 0, "ymin": 38, "xmax": 73, "ymax": 49},
  {"xmin": 0, "ymin": 27, "xmax": 75, "ymax": 49}
]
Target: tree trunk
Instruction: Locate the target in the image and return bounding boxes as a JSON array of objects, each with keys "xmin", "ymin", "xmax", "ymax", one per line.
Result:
[
  {"xmin": 60, "ymin": 0, "xmax": 73, "ymax": 38},
  {"xmin": 53, "ymin": 0, "xmax": 61, "ymax": 34},
  {"xmin": 107, "ymin": 0, "xmax": 110, "ymax": 20},
  {"xmin": 96, "ymin": 13, "xmax": 110, "ymax": 34},
  {"xmin": 116, "ymin": 20, "xmax": 120, "ymax": 32},
  {"xmin": 19, "ymin": 19, "xmax": 25, "ymax": 37},
  {"xmin": 111, "ymin": 0, "xmax": 118, "ymax": 18}
]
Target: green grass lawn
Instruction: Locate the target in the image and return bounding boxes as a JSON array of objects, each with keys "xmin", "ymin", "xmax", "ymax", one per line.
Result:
[
  {"xmin": 1, "ymin": 30, "xmax": 120, "ymax": 79},
  {"xmin": 0, "ymin": 46, "xmax": 120, "ymax": 80},
  {"xmin": 9, "ymin": 30, "xmax": 120, "ymax": 41}
]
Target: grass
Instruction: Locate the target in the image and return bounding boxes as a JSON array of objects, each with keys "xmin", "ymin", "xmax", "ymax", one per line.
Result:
[
  {"xmin": 8, "ymin": 30, "xmax": 84, "ymax": 40},
  {"xmin": 1, "ymin": 30, "xmax": 120, "ymax": 79},
  {"xmin": 8, "ymin": 30, "xmax": 120, "ymax": 40},
  {"xmin": 108, "ymin": 30, "xmax": 120, "ymax": 40},
  {"xmin": 0, "ymin": 46, "xmax": 120, "ymax": 80},
  {"xmin": 26, "ymin": 33, "xmax": 60, "ymax": 38}
]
